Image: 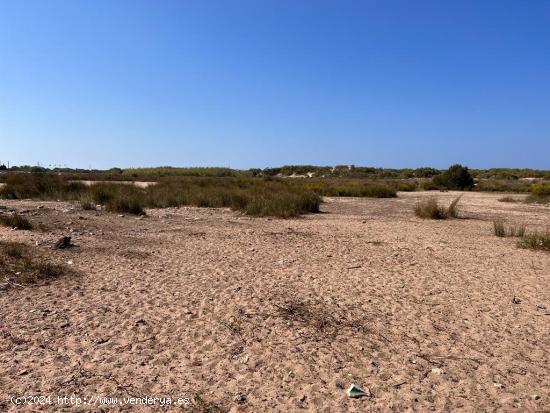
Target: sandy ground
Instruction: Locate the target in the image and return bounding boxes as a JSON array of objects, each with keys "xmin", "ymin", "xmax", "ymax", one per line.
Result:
[{"xmin": 0, "ymin": 192, "xmax": 549, "ymax": 412}]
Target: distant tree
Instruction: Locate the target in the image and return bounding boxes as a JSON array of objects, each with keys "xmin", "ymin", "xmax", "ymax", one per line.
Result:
[
  {"xmin": 433, "ymin": 164, "xmax": 474, "ymax": 189},
  {"xmin": 0, "ymin": 164, "xmax": 7, "ymax": 171}
]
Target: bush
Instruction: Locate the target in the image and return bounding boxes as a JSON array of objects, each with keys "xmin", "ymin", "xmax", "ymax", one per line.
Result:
[
  {"xmin": 414, "ymin": 197, "xmax": 461, "ymax": 219},
  {"xmin": 530, "ymin": 182, "xmax": 550, "ymax": 196},
  {"xmin": 432, "ymin": 164, "xmax": 474, "ymax": 190},
  {"xmin": 523, "ymin": 179, "xmax": 550, "ymax": 205}
]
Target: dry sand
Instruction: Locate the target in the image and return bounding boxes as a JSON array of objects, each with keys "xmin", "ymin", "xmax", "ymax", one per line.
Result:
[{"xmin": 0, "ymin": 192, "xmax": 549, "ymax": 412}]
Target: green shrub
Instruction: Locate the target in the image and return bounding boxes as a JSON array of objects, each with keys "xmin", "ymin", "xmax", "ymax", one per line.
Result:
[
  {"xmin": 432, "ymin": 164, "xmax": 474, "ymax": 190},
  {"xmin": 530, "ymin": 182, "xmax": 550, "ymax": 196},
  {"xmin": 524, "ymin": 181, "xmax": 550, "ymax": 204}
]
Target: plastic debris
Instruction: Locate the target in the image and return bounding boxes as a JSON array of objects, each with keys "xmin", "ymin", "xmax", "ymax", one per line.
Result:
[{"xmin": 347, "ymin": 384, "xmax": 368, "ymax": 398}]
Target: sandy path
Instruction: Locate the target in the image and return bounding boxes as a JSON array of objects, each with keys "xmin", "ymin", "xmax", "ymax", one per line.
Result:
[{"xmin": 0, "ymin": 192, "xmax": 549, "ymax": 412}]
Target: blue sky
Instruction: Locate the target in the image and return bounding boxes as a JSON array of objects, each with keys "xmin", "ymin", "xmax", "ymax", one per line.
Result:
[{"xmin": 0, "ymin": 0, "xmax": 549, "ymax": 169}]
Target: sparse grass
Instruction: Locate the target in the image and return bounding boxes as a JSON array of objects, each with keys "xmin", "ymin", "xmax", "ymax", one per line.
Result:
[
  {"xmin": 493, "ymin": 220, "xmax": 505, "ymax": 237},
  {"xmin": 191, "ymin": 393, "xmax": 225, "ymax": 413},
  {"xmin": 3, "ymin": 242, "xmax": 25, "ymax": 258},
  {"xmin": 0, "ymin": 241, "xmax": 73, "ymax": 287},
  {"xmin": 292, "ymin": 179, "xmax": 397, "ymax": 198},
  {"xmin": 1, "ymin": 175, "xmax": 323, "ymax": 218},
  {"xmin": 525, "ymin": 194, "xmax": 550, "ymax": 205},
  {"xmin": 493, "ymin": 220, "xmax": 526, "ymax": 237},
  {"xmin": 0, "ymin": 173, "xmax": 87, "ymax": 200},
  {"xmin": 517, "ymin": 231, "xmax": 550, "ymax": 251},
  {"xmin": 414, "ymin": 197, "xmax": 461, "ymax": 219},
  {"xmin": 0, "ymin": 213, "xmax": 33, "ymax": 230},
  {"xmin": 474, "ymin": 179, "xmax": 532, "ymax": 193},
  {"xmin": 106, "ymin": 196, "xmax": 146, "ymax": 215},
  {"xmin": 447, "ymin": 196, "xmax": 461, "ymax": 218},
  {"xmin": 499, "ymin": 196, "xmax": 522, "ymax": 203},
  {"xmin": 274, "ymin": 296, "xmax": 368, "ymax": 339},
  {"xmin": 80, "ymin": 200, "xmax": 96, "ymax": 210},
  {"xmin": 275, "ymin": 298, "xmax": 338, "ymax": 337}
]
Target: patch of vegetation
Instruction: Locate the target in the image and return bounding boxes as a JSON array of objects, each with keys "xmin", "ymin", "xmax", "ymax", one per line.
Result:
[
  {"xmin": 432, "ymin": 164, "xmax": 474, "ymax": 190},
  {"xmin": 273, "ymin": 295, "xmax": 370, "ymax": 341},
  {"xmin": 0, "ymin": 213, "xmax": 33, "ymax": 230},
  {"xmin": 0, "ymin": 173, "xmax": 87, "ymax": 200},
  {"xmin": 475, "ymin": 179, "xmax": 532, "ymax": 193},
  {"xmin": 80, "ymin": 200, "xmax": 96, "ymax": 210},
  {"xmin": 525, "ymin": 182, "xmax": 550, "ymax": 204},
  {"xmin": 493, "ymin": 220, "xmax": 526, "ymax": 238},
  {"xmin": 122, "ymin": 166, "xmax": 236, "ymax": 178},
  {"xmin": 498, "ymin": 196, "xmax": 522, "ymax": 202},
  {"xmin": 4, "ymin": 164, "xmax": 550, "ymax": 181},
  {"xmin": 517, "ymin": 231, "xmax": 550, "ymax": 252},
  {"xmin": 0, "ymin": 241, "xmax": 73, "ymax": 287},
  {"xmin": 289, "ymin": 179, "xmax": 397, "ymax": 198},
  {"xmin": 414, "ymin": 197, "xmax": 461, "ymax": 219},
  {"xmin": 191, "ymin": 394, "xmax": 225, "ymax": 413},
  {"xmin": 531, "ymin": 182, "xmax": 550, "ymax": 196}
]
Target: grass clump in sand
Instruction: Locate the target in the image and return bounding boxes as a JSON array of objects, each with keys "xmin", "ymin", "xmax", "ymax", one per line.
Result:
[
  {"xmin": 414, "ymin": 197, "xmax": 461, "ymax": 219},
  {"xmin": 0, "ymin": 213, "xmax": 33, "ymax": 230},
  {"xmin": 493, "ymin": 220, "xmax": 526, "ymax": 237},
  {"xmin": 0, "ymin": 241, "xmax": 73, "ymax": 287},
  {"xmin": 498, "ymin": 196, "xmax": 522, "ymax": 203},
  {"xmin": 273, "ymin": 295, "xmax": 370, "ymax": 340},
  {"xmin": 517, "ymin": 231, "xmax": 550, "ymax": 252},
  {"xmin": 492, "ymin": 221, "xmax": 549, "ymax": 252}
]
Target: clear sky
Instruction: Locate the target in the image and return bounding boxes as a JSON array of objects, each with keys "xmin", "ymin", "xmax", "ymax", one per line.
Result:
[{"xmin": 0, "ymin": 0, "xmax": 549, "ymax": 170}]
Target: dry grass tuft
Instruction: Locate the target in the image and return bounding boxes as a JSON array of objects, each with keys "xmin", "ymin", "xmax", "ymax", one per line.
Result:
[
  {"xmin": 80, "ymin": 200, "xmax": 96, "ymax": 210},
  {"xmin": 414, "ymin": 197, "xmax": 461, "ymax": 219},
  {"xmin": 493, "ymin": 220, "xmax": 526, "ymax": 238},
  {"xmin": 0, "ymin": 213, "xmax": 33, "ymax": 230},
  {"xmin": 517, "ymin": 231, "xmax": 550, "ymax": 251},
  {"xmin": 0, "ymin": 241, "xmax": 74, "ymax": 287},
  {"xmin": 274, "ymin": 296, "xmax": 369, "ymax": 340},
  {"xmin": 191, "ymin": 393, "xmax": 225, "ymax": 413},
  {"xmin": 498, "ymin": 196, "xmax": 521, "ymax": 203}
]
